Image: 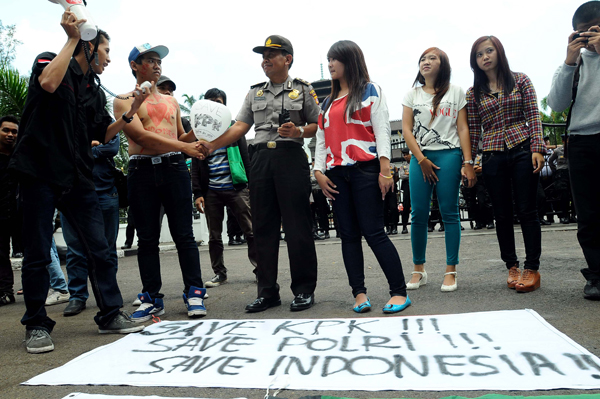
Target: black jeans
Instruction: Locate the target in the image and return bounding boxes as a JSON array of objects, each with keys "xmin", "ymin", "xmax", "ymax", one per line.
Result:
[
  {"xmin": 249, "ymin": 145, "xmax": 317, "ymax": 299},
  {"xmin": 19, "ymin": 178, "xmax": 123, "ymax": 332},
  {"xmin": 0, "ymin": 217, "xmax": 13, "ymax": 294},
  {"xmin": 401, "ymin": 179, "xmax": 411, "ymax": 227},
  {"xmin": 568, "ymin": 133, "xmax": 600, "ymax": 280},
  {"xmin": 482, "ymin": 140, "xmax": 541, "ymax": 270},
  {"xmin": 128, "ymin": 155, "xmax": 203, "ymax": 298},
  {"xmin": 326, "ymin": 161, "xmax": 407, "ymax": 298}
]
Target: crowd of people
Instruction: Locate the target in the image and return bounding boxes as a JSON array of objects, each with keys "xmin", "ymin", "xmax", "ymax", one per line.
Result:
[{"xmin": 0, "ymin": 1, "xmax": 599, "ymax": 355}]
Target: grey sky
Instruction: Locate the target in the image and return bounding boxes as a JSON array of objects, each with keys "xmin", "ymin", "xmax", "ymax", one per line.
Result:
[{"xmin": 5, "ymin": 0, "xmax": 583, "ymax": 135}]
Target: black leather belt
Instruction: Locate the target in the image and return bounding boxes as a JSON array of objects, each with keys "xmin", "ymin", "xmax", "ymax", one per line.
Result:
[
  {"xmin": 129, "ymin": 154, "xmax": 184, "ymax": 166},
  {"xmin": 253, "ymin": 141, "xmax": 302, "ymax": 151}
]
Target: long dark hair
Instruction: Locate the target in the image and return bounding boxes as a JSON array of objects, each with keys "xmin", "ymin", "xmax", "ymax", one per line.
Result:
[
  {"xmin": 469, "ymin": 35, "xmax": 515, "ymax": 103},
  {"xmin": 324, "ymin": 40, "xmax": 370, "ymax": 120},
  {"xmin": 413, "ymin": 47, "xmax": 451, "ymax": 124}
]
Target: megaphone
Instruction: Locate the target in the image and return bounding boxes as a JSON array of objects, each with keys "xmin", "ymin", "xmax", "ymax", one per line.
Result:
[{"xmin": 48, "ymin": 0, "xmax": 98, "ymax": 41}]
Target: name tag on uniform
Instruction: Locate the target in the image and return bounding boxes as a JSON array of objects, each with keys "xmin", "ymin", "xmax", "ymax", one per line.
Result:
[{"xmin": 254, "ymin": 97, "xmax": 266, "ymax": 101}]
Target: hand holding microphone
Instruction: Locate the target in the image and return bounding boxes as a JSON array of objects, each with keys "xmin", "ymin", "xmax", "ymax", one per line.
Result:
[{"xmin": 131, "ymin": 81, "xmax": 152, "ymax": 113}]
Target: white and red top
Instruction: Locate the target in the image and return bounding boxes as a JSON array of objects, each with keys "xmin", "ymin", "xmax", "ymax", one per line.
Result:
[{"xmin": 314, "ymin": 83, "xmax": 391, "ymax": 173}]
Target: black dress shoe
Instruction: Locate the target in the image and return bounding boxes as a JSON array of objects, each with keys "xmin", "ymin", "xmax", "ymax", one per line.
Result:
[
  {"xmin": 12, "ymin": 252, "xmax": 23, "ymax": 258},
  {"xmin": 390, "ymin": 228, "xmax": 398, "ymax": 235},
  {"xmin": 401, "ymin": 227, "xmax": 408, "ymax": 234},
  {"xmin": 322, "ymin": 232, "xmax": 330, "ymax": 239},
  {"xmin": 560, "ymin": 217, "xmax": 569, "ymax": 224},
  {"xmin": 540, "ymin": 219, "xmax": 551, "ymax": 226},
  {"xmin": 63, "ymin": 299, "xmax": 86, "ymax": 316},
  {"xmin": 290, "ymin": 293, "xmax": 314, "ymax": 311},
  {"xmin": 428, "ymin": 226, "xmax": 434, "ymax": 232},
  {"xmin": 486, "ymin": 222, "xmax": 495, "ymax": 229},
  {"xmin": 245, "ymin": 297, "xmax": 281, "ymax": 313},
  {"xmin": 473, "ymin": 223, "xmax": 483, "ymax": 230},
  {"xmin": 438, "ymin": 225, "xmax": 445, "ymax": 232},
  {"xmin": 121, "ymin": 243, "xmax": 132, "ymax": 250},
  {"xmin": 584, "ymin": 280, "xmax": 600, "ymax": 300}
]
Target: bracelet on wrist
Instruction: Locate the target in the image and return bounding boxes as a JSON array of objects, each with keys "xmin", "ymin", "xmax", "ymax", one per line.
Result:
[
  {"xmin": 379, "ymin": 173, "xmax": 393, "ymax": 179},
  {"xmin": 418, "ymin": 156, "xmax": 428, "ymax": 165}
]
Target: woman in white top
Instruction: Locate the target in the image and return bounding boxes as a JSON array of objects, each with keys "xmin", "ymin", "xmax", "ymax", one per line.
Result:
[{"xmin": 401, "ymin": 47, "xmax": 476, "ymax": 292}]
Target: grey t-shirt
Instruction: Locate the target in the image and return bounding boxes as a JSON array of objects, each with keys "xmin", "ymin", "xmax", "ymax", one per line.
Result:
[{"xmin": 547, "ymin": 50, "xmax": 600, "ymax": 135}]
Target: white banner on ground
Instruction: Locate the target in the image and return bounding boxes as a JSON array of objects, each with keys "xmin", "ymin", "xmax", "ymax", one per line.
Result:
[
  {"xmin": 63, "ymin": 392, "xmax": 246, "ymax": 399},
  {"xmin": 27, "ymin": 309, "xmax": 600, "ymax": 391},
  {"xmin": 62, "ymin": 394, "xmax": 246, "ymax": 399}
]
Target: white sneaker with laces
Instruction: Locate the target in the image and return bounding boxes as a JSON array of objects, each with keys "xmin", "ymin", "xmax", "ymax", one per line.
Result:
[{"xmin": 45, "ymin": 288, "xmax": 70, "ymax": 306}]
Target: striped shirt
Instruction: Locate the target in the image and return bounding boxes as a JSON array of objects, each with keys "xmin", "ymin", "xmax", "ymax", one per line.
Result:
[
  {"xmin": 207, "ymin": 147, "xmax": 234, "ymax": 191},
  {"xmin": 466, "ymin": 72, "xmax": 545, "ymax": 158}
]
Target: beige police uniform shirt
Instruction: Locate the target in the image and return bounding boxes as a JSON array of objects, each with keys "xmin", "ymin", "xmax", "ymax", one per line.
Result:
[{"xmin": 236, "ymin": 75, "xmax": 320, "ymax": 145}]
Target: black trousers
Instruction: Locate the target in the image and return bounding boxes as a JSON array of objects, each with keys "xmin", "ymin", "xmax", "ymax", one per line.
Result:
[
  {"xmin": 401, "ymin": 179, "xmax": 411, "ymax": 227},
  {"xmin": 0, "ymin": 217, "xmax": 14, "ymax": 294},
  {"xmin": 249, "ymin": 145, "xmax": 318, "ymax": 299},
  {"xmin": 568, "ymin": 134, "xmax": 600, "ymax": 280},
  {"xmin": 383, "ymin": 189, "xmax": 399, "ymax": 228},
  {"xmin": 311, "ymin": 189, "xmax": 330, "ymax": 233}
]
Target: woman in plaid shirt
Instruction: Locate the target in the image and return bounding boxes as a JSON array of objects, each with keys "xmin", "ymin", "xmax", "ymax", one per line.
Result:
[{"xmin": 466, "ymin": 36, "xmax": 546, "ymax": 293}]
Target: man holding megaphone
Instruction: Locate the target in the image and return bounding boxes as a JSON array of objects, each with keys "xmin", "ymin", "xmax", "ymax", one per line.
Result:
[{"xmin": 9, "ymin": 9, "xmax": 151, "ymax": 354}]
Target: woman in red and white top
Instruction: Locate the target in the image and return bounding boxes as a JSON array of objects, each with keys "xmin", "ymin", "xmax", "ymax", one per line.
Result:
[
  {"xmin": 466, "ymin": 36, "xmax": 545, "ymax": 293},
  {"xmin": 314, "ymin": 40, "xmax": 409, "ymax": 314}
]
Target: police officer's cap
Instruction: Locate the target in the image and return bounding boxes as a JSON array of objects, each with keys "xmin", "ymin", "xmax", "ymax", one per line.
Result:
[{"xmin": 253, "ymin": 35, "xmax": 294, "ymax": 56}]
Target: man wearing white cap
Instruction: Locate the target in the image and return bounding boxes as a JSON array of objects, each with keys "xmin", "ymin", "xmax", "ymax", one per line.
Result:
[{"xmin": 114, "ymin": 43, "xmax": 208, "ymax": 321}]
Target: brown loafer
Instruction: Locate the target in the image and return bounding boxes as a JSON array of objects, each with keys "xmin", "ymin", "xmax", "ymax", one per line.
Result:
[
  {"xmin": 507, "ymin": 266, "xmax": 520, "ymax": 289},
  {"xmin": 515, "ymin": 269, "xmax": 541, "ymax": 293}
]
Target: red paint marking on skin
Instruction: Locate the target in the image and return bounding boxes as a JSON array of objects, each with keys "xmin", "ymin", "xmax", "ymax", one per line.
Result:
[{"xmin": 146, "ymin": 102, "xmax": 169, "ymax": 126}]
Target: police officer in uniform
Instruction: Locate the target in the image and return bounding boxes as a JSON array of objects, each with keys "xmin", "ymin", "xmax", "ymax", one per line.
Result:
[{"xmin": 200, "ymin": 35, "xmax": 320, "ymax": 312}]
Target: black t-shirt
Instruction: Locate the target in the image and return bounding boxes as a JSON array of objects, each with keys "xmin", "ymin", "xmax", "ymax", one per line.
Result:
[
  {"xmin": 0, "ymin": 153, "xmax": 17, "ymax": 220},
  {"xmin": 9, "ymin": 52, "xmax": 113, "ymax": 190}
]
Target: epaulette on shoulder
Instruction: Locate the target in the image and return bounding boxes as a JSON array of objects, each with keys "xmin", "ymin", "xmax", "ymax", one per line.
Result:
[
  {"xmin": 251, "ymin": 81, "xmax": 267, "ymax": 89},
  {"xmin": 294, "ymin": 77, "xmax": 310, "ymax": 86}
]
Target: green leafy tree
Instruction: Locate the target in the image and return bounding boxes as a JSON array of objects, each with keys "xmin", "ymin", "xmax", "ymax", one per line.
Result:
[
  {"xmin": 0, "ymin": 66, "xmax": 28, "ymax": 118},
  {"xmin": 180, "ymin": 93, "xmax": 204, "ymax": 115},
  {"xmin": 0, "ymin": 21, "xmax": 27, "ymax": 118},
  {"xmin": 540, "ymin": 96, "xmax": 568, "ymax": 145},
  {"xmin": 0, "ymin": 20, "xmax": 22, "ymax": 68}
]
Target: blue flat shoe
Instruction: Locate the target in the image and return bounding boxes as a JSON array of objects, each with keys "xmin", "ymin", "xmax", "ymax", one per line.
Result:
[
  {"xmin": 382, "ymin": 296, "xmax": 411, "ymax": 314},
  {"xmin": 353, "ymin": 298, "xmax": 372, "ymax": 313}
]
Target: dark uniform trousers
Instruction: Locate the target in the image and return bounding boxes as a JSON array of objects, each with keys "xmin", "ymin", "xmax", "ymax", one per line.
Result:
[{"xmin": 249, "ymin": 144, "xmax": 318, "ymax": 299}]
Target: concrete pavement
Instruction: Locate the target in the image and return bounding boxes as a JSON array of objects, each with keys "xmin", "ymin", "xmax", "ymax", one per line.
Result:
[{"xmin": 1, "ymin": 223, "xmax": 599, "ymax": 399}]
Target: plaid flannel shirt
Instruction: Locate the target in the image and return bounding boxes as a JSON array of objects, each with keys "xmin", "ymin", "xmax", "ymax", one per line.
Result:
[{"xmin": 466, "ymin": 72, "xmax": 545, "ymax": 159}]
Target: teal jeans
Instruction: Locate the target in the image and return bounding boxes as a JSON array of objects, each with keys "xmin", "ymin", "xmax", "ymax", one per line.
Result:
[{"xmin": 409, "ymin": 148, "xmax": 462, "ymax": 265}]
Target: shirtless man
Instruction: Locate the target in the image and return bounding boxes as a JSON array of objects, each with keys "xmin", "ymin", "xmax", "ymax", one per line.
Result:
[{"xmin": 114, "ymin": 43, "xmax": 207, "ymax": 320}]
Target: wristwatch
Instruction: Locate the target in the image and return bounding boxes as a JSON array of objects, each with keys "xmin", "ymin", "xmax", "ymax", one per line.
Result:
[
  {"xmin": 298, "ymin": 126, "xmax": 305, "ymax": 138},
  {"xmin": 122, "ymin": 112, "xmax": 134, "ymax": 124},
  {"xmin": 463, "ymin": 159, "xmax": 474, "ymax": 165}
]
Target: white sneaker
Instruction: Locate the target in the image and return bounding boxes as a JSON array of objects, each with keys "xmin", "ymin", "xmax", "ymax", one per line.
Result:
[{"xmin": 45, "ymin": 289, "xmax": 70, "ymax": 306}]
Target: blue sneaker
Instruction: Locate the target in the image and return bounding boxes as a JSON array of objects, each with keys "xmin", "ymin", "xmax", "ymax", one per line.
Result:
[
  {"xmin": 183, "ymin": 286, "xmax": 207, "ymax": 317},
  {"xmin": 131, "ymin": 292, "xmax": 165, "ymax": 322}
]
